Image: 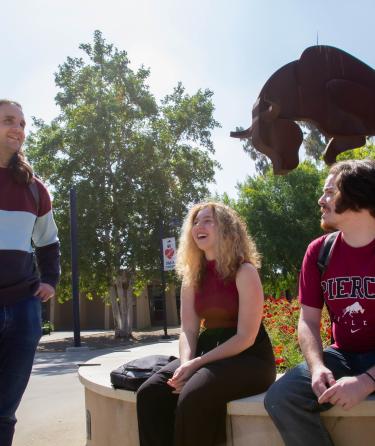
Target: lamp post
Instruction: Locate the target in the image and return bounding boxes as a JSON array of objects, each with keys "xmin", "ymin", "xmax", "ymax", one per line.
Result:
[
  {"xmin": 158, "ymin": 218, "xmax": 170, "ymax": 339},
  {"xmin": 158, "ymin": 216, "xmax": 180, "ymax": 340},
  {"xmin": 70, "ymin": 187, "xmax": 81, "ymax": 347}
]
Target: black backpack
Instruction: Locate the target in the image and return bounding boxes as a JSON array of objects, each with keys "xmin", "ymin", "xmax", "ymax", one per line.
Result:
[
  {"xmin": 316, "ymin": 231, "xmax": 339, "ymax": 343},
  {"xmin": 317, "ymin": 231, "xmax": 340, "ymax": 274},
  {"xmin": 110, "ymin": 354, "xmax": 177, "ymax": 391}
]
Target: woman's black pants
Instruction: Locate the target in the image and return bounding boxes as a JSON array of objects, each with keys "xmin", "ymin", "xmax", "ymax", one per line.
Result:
[{"xmin": 136, "ymin": 336, "xmax": 275, "ymax": 446}]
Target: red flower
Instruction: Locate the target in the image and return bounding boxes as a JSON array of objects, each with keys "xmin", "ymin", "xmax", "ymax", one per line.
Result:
[
  {"xmin": 280, "ymin": 325, "xmax": 296, "ymax": 335},
  {"xmin": 274, "ymin": 345, "xmax": 284, "ymax": 354},
  {"xmin": 275, "ymin": 357, "xmax": 285, "ymax": 365}
]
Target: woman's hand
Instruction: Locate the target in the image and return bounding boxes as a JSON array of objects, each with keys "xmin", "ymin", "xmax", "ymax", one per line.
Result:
[{"xmin": 167, "ymin": 358, "xmax": 201, "ymax": 393}]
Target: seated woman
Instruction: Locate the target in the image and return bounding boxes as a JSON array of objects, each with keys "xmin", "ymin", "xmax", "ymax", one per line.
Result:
[{"xmin": 137, "ymin": 202, "xmax": 276, "ymax": 446}]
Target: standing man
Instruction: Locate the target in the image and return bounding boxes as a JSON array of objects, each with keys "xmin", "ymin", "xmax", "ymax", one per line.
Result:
[
  {"xmin": 265, "ymin": 159, "xmax": 375, "ymax": 446},
  {"xmin": 0, "ymin": 99, "xmax": 60, "ymax": 445}
]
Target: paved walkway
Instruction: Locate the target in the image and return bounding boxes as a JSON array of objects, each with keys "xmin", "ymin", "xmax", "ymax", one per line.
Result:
[
  {"xmin": 39, "ymin": 330, "xmax": 112, "ymax": 343},
  {"xmin": 13, "ymin": 334, "xmax": 177, "ymax": 446}
]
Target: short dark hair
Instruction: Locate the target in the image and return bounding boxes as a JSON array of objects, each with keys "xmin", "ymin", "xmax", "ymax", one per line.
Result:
[
  {"xmin": 0, "ymin": 99, "xmax": 34, "ymax": 184},
  {"xmin": 329, "ymin": 159, "xmax": 375, "ymax": 218}
]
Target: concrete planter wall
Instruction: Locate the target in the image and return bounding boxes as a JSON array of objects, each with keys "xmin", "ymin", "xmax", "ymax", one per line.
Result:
[{"xmin": 79, "ymin": 343, "xmax": 375, "ymax": 446}]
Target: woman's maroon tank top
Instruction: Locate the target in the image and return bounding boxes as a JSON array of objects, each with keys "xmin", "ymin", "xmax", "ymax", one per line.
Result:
[{"xmin": 194, "ymin": 260, "xmax": 239, "ymax": 329}]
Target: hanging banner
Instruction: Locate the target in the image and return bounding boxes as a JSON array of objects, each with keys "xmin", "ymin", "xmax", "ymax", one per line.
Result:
[{"xmin": 162, "ymin": 237, "xmax": 176, "ymax": 271}]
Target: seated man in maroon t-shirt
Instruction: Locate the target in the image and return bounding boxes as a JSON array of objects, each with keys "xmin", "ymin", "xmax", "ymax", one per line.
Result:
[{"xmin": 265, "ymin": 159, "xmax": 375, "ymax": 446}]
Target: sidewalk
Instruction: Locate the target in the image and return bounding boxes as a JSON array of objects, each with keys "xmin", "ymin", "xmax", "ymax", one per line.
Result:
[
  {"xmin": 39, "ymin": 329, "xmax": 112, "ymax": 342},
  {"xmin": 37, "ymin": 327, "xmax": 180, "ymax": 352},
  {"xmin": 13, "ymin": 329, "xmax": 180, "ymax": 446}
]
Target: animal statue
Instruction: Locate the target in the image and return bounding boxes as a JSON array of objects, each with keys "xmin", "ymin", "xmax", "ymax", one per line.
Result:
[{"xmin": 231, "ymin": 45, "xmax": 375, "ymax": 174}]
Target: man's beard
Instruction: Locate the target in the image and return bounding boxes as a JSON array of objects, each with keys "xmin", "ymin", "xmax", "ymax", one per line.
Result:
[{"xmin": 320, "ymin": 218, "xmax": 338, "ymax": 232}]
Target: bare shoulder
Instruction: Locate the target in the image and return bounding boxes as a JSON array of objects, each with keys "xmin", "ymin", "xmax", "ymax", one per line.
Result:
[
  {"xmin": 235, "ymin": 262, "xmax": 260, "ymax": 284},
  {"xmin": 237, "ymin": 262, "xmax": 258, "ymax": 276},
  {"xmin": 235, "ymin": 263, "xmax": 263, "ymax": 304}
]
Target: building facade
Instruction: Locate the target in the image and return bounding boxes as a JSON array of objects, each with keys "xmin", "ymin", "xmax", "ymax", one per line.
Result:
[{"xmin": 43, "ymin": 283, "xmax": 180, "ymax": 331}]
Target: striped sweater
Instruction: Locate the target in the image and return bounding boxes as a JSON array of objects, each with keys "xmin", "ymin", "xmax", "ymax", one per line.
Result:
[{"xmin": 0, "ymin": 167, "xmax": 60, "ymax": 305}]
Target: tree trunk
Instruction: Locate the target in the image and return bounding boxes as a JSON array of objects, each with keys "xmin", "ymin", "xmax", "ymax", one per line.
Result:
[
  {"xmin": 127, "ymin": 279, "xmax": 134, "ymax": 333},
  {"xmin": 109, "ymin": 272, "xmax": 134, "ymax": 339}
]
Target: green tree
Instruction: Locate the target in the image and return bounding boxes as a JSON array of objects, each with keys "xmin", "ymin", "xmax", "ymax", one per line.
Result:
[
  {"xmin": 301, "ymin": 122, "xmax": 327, "ymax": 162},
  {"xmin": 336, "ymin": 141, "xmax": 375, "ymax": 161},
  {"xmin": 26, "ymin": 31, "xmax": 220, "ymax": 337},
  {"xmin": 235, "ymin": 162, "xmax": 324, "ymax": 295}
]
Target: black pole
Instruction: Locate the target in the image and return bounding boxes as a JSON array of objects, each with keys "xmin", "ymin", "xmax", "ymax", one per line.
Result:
[
  {"xmin": 70, "ymin": 187, "xmax": 81, "ymax": 347},
  {"xmin": 158, "ymin": 219, "xmax": 169, "ymax": 339}
]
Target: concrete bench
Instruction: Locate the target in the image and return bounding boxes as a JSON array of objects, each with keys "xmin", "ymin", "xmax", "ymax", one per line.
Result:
[{"xmin": 78, "ymin": 341, "xmax": 375, "ymax": 446}]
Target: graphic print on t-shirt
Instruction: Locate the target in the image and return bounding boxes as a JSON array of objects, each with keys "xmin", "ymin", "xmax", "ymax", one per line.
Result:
[
  {"xmin": 343, "ymin": 302, "xmax": 365, "ymax": 317},
  {"xmin": 341, "ymin": 302, "xmax": 367, "ymax": 334},
  {"xmin": 321, "ymin": 277, "xmax": 371, "ymax": 335}
]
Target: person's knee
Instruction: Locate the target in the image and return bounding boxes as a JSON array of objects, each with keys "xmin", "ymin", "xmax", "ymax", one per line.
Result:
[
  {"xmin": 264, "ymin": 379, "xmax": 282, "ymax": 414},
  {"xmin": 0, "ymin": 415, "xmax": 16, "ymax": 427},
  {"xmin": 137, "ymin": 377, "xmax": 171, "ymax": 408},
  {"xmin": 177, "ymin": 381, "xmax": 214, "ymax": 417},
  {"xmin": 264, "ymin": 375, "xmax": 295, "ymax": 415},
  {"xmin": 137, "ymin": 380, "xmax": 156, "ymax": 406}
]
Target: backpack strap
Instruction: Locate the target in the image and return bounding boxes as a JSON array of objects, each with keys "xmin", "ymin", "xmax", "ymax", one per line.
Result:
[
  {"xmin": 29, "ymin": 180, "xmax": 40, "ymax": 216},
  {"xmin": 317, "ymin": 231, "xmax": 340, "ymax": 274}
]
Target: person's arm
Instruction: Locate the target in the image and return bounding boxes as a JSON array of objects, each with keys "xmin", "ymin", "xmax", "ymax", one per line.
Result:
[
  {"xmin": 166, "ymin": 281, "xmax": 200, "ymax": 392},
  {"xmin": 32, "ymin": 183, "xmax": 60, "ymax": 301},
  {"xmin": 169, "ymin": 263, "xmax": 263, "ymax": 388},
  {"xmin": 178, "ymin": 282, "xmax": 201, "ymax": 364},
  {"xmin": 298, "ymin": 305, "xmax": 336, "ymax": 398}
]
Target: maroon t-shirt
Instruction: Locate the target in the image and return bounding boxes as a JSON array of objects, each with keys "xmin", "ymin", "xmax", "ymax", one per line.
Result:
[
  {"xmin": 194, "ymin": 260, "xmax": 239, "ymax": 329},
  {"xmin": 299, "ymin": 232, "xmax": 375, "ymax": 352}
]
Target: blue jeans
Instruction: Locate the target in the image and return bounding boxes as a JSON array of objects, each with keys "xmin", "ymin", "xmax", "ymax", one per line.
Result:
[
  {"xmin": 0, "ymin": 296, "xmax": 42, "ymax": 446},
  {"xmin": 264, "ymin": 347, "xmax": 375, "ymax": 446}
]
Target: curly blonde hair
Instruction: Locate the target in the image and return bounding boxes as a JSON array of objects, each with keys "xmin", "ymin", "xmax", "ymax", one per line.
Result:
[{"xmin": 176, "ymin": 202, "xmax": 261, "ymax": 288}]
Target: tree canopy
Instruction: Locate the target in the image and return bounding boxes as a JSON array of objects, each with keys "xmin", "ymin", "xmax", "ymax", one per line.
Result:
[
  {"xmin": 235, "ymin": 162, "xmax": 324, "ymax": 295},
  {"xmin": 26, "ymin": 31, "xmax": 220, "ymax": 335}
]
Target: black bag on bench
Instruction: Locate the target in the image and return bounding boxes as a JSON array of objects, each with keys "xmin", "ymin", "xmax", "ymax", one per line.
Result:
[{"xmin": 110, "ymin": 354, "xmax": 177, "ymax": 391}]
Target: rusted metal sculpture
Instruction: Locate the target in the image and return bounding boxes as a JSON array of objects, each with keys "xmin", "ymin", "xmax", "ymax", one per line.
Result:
[{"xmin": 231, "ymin": 45, "xmax": 375, "ymax": 174}]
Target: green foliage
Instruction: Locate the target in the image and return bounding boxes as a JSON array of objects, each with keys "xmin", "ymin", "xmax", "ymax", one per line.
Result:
[
  {"xmin": 42, "ymin": 320, "xmax": 54, "ymax": 335},
  {"xmin": 301, "ymin": 121, "xmax": 327, "ymax": 162},
  {"xmin": 26, "ymin": 31, "xmax": 220, "ymax": 301},
  {"xmin": 336, "ymin": 141, "xmax": 375, "ymax": 161},
  {"xmin": 235, "ymin": 162, "xmax": 325, "ymax": 294},
  {"xmin": 263, "ymin": 297, "xmax": 331, "ymax": 371}
]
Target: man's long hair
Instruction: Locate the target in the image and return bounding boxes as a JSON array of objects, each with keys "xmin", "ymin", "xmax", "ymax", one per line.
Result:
[{"xmin": 0, "ymin": 99, "xmax": 34, "ymax": 184}]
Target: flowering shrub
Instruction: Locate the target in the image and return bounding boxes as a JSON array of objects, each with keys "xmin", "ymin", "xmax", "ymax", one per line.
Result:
[{"xmin": 263, "ymin": 297, "xmax": 332, "ymax": 371}]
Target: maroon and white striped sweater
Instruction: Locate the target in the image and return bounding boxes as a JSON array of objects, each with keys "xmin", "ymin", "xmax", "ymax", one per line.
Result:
[{"xmin": 0, "ymin": 167, "xmax": 60, "ymax": 304}]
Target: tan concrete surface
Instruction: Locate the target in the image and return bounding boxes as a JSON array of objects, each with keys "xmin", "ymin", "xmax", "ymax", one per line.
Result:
[
  {"xmin": 80, "ymin": 342, "xmax": 179, "ymax": 446},
  {"xmin": 13, "ymin": 342, "xmax": 156, "ymax": 446},
  {"xmin": 81, "ymin": 346, "xmax": 375, "ymax": 446}
]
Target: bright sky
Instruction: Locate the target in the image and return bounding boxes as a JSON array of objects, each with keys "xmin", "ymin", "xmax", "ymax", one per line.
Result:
[{"xmin": 3, "ymin": 0, "xmax": 375, "ymax": 197}]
